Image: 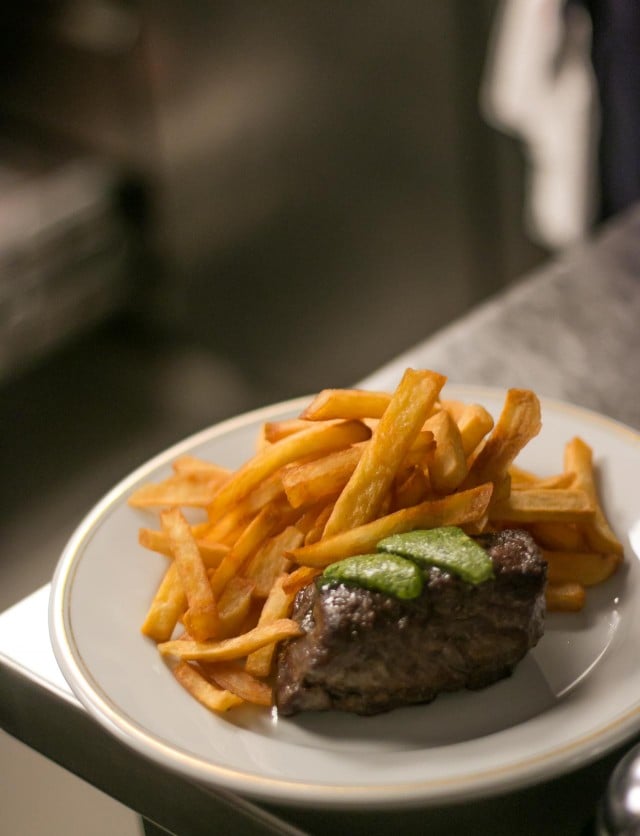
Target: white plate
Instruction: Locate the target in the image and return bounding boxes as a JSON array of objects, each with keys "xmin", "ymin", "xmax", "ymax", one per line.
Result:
[{"xmin": 49, "ymin": 386, "xmax": 640, "ymax": 809}]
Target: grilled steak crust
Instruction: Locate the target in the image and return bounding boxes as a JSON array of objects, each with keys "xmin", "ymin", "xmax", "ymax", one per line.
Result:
[{"xmin": 276, "ymin": 529, "xmax": 546, "ymax": 716}]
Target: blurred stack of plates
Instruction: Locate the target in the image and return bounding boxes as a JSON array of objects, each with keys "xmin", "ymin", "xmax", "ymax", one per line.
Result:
[{"xmin": 0, "ymin": 145, "xmax": 130, "ymax": 381}]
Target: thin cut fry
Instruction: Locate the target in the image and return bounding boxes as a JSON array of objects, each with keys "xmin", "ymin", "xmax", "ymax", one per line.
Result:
[
  {"xmin": 244, "ymin": 526, "xmax": 301, "ymax": 597},
  {"xmin": 300, "ymin": 388, "xmax": 392, "ymax": 421},
  {"xmin": 203, "ymin": 661, "xmax": 272, "ymax": 706},
  {"xmin": 172, "ymin": 455, "xmax": 231, "ymax": 481},
  {"xmin": 455, "ymin": 403, "xmax": 495, "ymax": 457},
  {"xmin": 138, "ymin": 528, "xmax": 229, "ymax": 568},
  {"xmin": 282, "ymin": 444, "xmax": 363, "ymax": 508},
  {"xmin": 526, "ymin": 521, "xmax": 587, "ymax": 551},
  {"xmin": 173, "ymin": 661, "xmax": 243, "ymax": 712},
  {"xmin": 159, "ymin": 618, "xmax": 303, "ymax": 661},
  {"xmin": 425, "ymin": 409, "xmax": 468, "ymax": 494},
  {"xmin": 216, "ymin": 576, "xmax": 255, "ymax": 638},
  {"xmin": 543, "ymin": 550, "xmax": 621, "ymax": 586},
  {"xmin": 323, "ymin": 369, "xmax": 446, "ymax": 537},
  {"xmin": 208, "ymin": 419, "xmax": 371, "ymax": 520},
  {"xmin": 462, "ymin": 389, "xmax": 542, "ymax": 492},
  {"xmin": 490, "ymin": 488, "xmax": 594, "ymax": 523},
  {"xmin": 141, "ymin": 561, "xmax": 187, "ymax": 642},
  {"xmin": 291, "ymin": 483, "xmax": 493, "ymax": 568},
  {"xmin": 161, "ymin": 508, "xmax": 219, "ymax": 641},
  {"xmin": 245, "ymin": 576, "xmax": 297, "ymax": 677},
  {"xmin": 210, "ymin": 505, "xmax": 284, "ymax": 597},
  {"xmin": 545, "ymin": 582, "xmax": 586, "ymax": 612},
  {"xmin": 564, "ymin": 436, "xmax": 624, "ymax": 555},
  {"xmin": 128, "ymin": 476, "xmax": 226, "ymax": 509},
  {"xmin": 281, "ymin": 565, "xmax": 320, "ymax": 595}
]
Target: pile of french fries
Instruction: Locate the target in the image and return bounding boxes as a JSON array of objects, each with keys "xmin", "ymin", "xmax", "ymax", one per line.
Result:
[{"xmin": 129, "ymin": 368, "xmax": 623, "ymax": 714}]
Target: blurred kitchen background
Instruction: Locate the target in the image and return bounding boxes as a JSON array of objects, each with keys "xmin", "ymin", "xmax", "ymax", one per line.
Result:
[{"xmin": 1, "ymin": 2, "xmax": 548, "ymax": 833}]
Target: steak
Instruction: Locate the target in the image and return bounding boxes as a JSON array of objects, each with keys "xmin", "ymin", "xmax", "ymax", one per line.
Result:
[{"xmin": 276, "ymin": 529, "xmax": 546, "ymax": 716}]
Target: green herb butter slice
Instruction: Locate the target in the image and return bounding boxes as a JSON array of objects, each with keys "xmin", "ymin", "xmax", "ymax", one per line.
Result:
[
  {"xmin": 320, "ymin": 553, "xmax": 423, "ymax": 600},
  {"xmin": 377, "ymin": 527, "xmax": 494, "ymax": 585}
]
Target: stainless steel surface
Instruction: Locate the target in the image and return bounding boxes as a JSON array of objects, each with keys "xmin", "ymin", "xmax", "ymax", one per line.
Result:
[{"xmin": 598, "ymin": 743, "xmax": 640, "ymax": 836}]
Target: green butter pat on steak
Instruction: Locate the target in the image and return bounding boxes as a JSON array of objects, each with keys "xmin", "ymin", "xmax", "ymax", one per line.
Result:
[
  {"xmin": 320, "ymin": 553, "xmax": 424, "ymax": 599},
  {"xmin": 377, "ymin": 526, "xmax": 494, "ymax": 585}
]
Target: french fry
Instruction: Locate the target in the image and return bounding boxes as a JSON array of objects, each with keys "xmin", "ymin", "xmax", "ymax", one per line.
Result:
[
  {"xmin": 128, "ymin": 475, "xmax": 226, "ymax": 509},
  {"xmin": 172, "ymin": 455, "xmax": 231, "ymax": 481},
  {"xmin": 291, "ymin": 483, "xmax": 493, "ymax": 568},
  {"xmin": 203, "ymin": 661, "xmax": 272, "ymax": 706},
  {"xmin": 208, "ymin": 419, "xmax": 371, "ymax": 521},
  {"xmin": 173, "ymin": 661, "xmax": 243, "ymax": 712},
  {"xmin": 455, "ymin": 403, "xmax": 495, "ymax": 458},
  {"xmin": 392, "ymin": 465, "xmax": 430, "ymax": 510},
  {"xmin": 490, "ymin": 488, "xmax": 594, "ymax": 524},
  {"xmin": 526, "ymin": 521, "xmax": 587, "ymax": 552},
  {"xmin": 282, "ymin": 444, "xmax": 363, "ymax": 508},
  {"xmin": 244, "ymin": 526, "xmax": 301, "ymax": 597},
  {"xmin": 300, "ymin": 388, "xmax": 393, "ymax": 421},
  {"xmin": 545, "ymin": 582, "xmax": 586, "ymax": 612},
  {"xmin": 210, "ymin": 505, "xmax": 284, "ymax": 597},
  {"xmin": 138, "ymin": 527, "xmax": 230, "ymax": 568},
  {"xmin": 425, "ymin": 409, "xmax": 468, "ymax": 494},
  {"xmin": 281, "ymin": 565, "xmax": 321, "ymax": 595},
  {"xmin": 462, "ymin": 389, "xmax": 542, "ymax": 492},
  {"xmin": 564, "ymin": 437, "xmax": 624, "ymax": 555},
  {"xmin": 262, "ymin": 418, "xmax": 316, "ymax": 442},
  {"xmin": 509, "ymin": 466, "xmax": 575, "ymax": 491},
  {"xmin": 161, "ymin": 508, "xmax": 219, "ymax": 641},
  {"xmin": 323, "ymin": 369, "xmax": 446, "ymax": 537},
  {"xmin": 141, "ymin": 561, "xmax": 187, "ymax": 642},
  {"xmin": 159, "ymin": 619, "xmax": 303, "ymax": 661},
  {"xmin": 245, "ymin": 576, "xmax": 297, "ymax": 677},
  {"xmin": 543, "ymin": 550, "xmax": 621, "ymax": 586},
  {"xmin": 216, "ymin": 576, "xmax": 255, "ymax": 638}
]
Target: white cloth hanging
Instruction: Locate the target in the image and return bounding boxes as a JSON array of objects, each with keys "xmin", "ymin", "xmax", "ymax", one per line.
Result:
[{"xmin": 481, "ymin": 0, "xmax": 600, "ymax": 249}]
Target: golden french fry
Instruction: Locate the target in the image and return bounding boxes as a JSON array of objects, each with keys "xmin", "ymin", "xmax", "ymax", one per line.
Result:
[
  {"xmin": 509, "ymin": 466, "xmax": 575, "ymax": 491},
  {"xmin": 282, "ymin": 444, "xmax": 363, "ymax": 508},
  {"xmin": 128, "ymin": 475, "xmax": 226, "ymax": 509},
  {"xmin": 158, "ymin": 618, "xmax": 303, "ymax": 661},
  {"xmin": 172, "ymin": 455, "xmax": 231, "ymax": 481},
  {"xmin": 291, "ymin": 483, "xmax": 493, "ymax": 568},
  {"xmin": 244, "ymin": 526, "xmax": 301, "ymax": 597},
  {"xmin": 490, "ymin": 488, "xmax": 594, "ymax": 524},
  {"xmin": 209, "ymin": 504, "xmax": 284, "ymax": 597},
  {"xmin": 216, "ymin": 576, "xmax": 255, "ymax": 638},
  {"xmin": 323, "ymin": 369, "xmax": 446, "ymax": 537},
  {"xmin": 392, "ymin": 465, "xmax": 430, "ymax": 510},
  {"xmin": 564, "ymin": 437, "xmax": 624, "ymax": 555},
  {"xmin": 161, "ymin": 508, "xmax": 219, "ymax": 641},
  {"xmin": 245, "ymin": 576, "xmax": 297, "ymax": 677},
  {"xmin": 300, "ymin": 388, "xmax": 392, "ymax": 421},
  {"xmin": 141, "ymin": 561, "xmax": 187, "ymax": 642},
  {"xmin": 262, "ymin": 418, "xmax": 321, "ymax": 443},
  {"xmin": 138, "ymin": 528, "xmax": 230, "ymax": 569},
  {"xmin": 543, "ymin": 550, "xmax": 621, "ymax": 586},
  {"xmin": 203, "ymin": 661, "xmax": 272, "ymax": 706},
  {"xmin": 303, "ymin": 502, "xmax": 336, "ymax": 545},
  {"xmin": 462, "ymin": 389, "xmax": 542, "ymax": 491},
  {"xmin": 281, "ymin": 565, "xmax": 320, "ymax": 595},
  {"xmin": 526, "ymin": 521, "xmax": 587, "ymax": 552},
  {"xmin": 425, "ymin": 409, "xmax": 468, "ymax": 494},
  {"xmin": 206, "ymin": 470, "xmax": 285, "ymax": 542},
  {"xmin": 173, "ymin": 661, "xmax": 243, "ymax": 712},
  {"xmin": 545, "ymin": 582, "xmax": 586, "ymax": 612},
  {"xmin": 455, "ymin": 403, "xmax": 495, "ymax": 457},
  {"xmin": 208, "ymin": 419, "xmax": 371, "ymax": 521}
]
